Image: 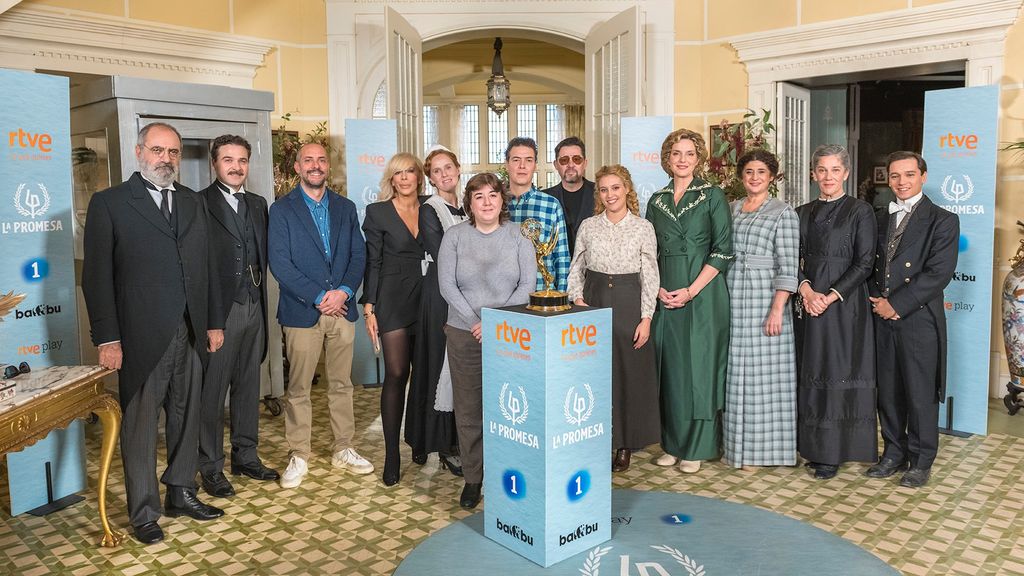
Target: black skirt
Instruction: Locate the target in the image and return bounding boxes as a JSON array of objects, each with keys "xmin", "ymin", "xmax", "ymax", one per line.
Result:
[{"xmin": 583, "ymin": 270, "xmax": 660, "ymax": 450}]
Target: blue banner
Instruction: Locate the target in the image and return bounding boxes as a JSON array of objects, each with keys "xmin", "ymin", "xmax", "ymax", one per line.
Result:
[
  {"xmin": 344, "ymin": 119, "xmax": 396, "ymax": 385},
  {"xmin": 0, "ymin": 68, "xmax": 83, "ymax": 513},
  {"xmin": 922, "ymin": 85, "xmax": 999, "ymax": 435},
  {"xmin": 620, "ymin": 116, "xmax": 672, "ymax": 217}
]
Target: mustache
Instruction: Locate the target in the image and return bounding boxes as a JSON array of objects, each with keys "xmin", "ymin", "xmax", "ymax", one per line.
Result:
[{"xmin": 227, "ymin": 170, "xmax": 245, "ymax": 176}]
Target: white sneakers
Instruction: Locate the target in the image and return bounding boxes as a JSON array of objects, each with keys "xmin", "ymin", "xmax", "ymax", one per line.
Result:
[
  {"xmin": 280, "ymin": 448, "xmax": 375, "ymax": 488},
  {"xmin": 280, "ymin": 455, "xmax": 308, "ymax": 488},
  {"xmin": 332, "ymin": 448, "xmax": 374, "ymax": 475}
]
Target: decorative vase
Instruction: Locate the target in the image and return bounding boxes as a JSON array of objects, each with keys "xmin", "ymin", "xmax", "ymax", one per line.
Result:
[{"xmin": 1002, "ymin": 226, "xmax": 1024, "ymax": 415}]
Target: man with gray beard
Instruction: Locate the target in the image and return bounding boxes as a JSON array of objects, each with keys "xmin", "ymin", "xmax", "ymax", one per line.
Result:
[{"xmin": 83, "ymin": 122, "xmax": 225, "ymax": 545}]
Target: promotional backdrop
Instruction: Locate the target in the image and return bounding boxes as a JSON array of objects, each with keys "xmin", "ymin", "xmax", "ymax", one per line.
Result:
[
  {"xmin": 0, "ymin": 68, "xmax": 84, "ymax": 514},
  {"xmin": 921, "ymin": 85, "xmax": 999, "ymax": 435},
  {"xmin": 344, "ymin": 119, "xmax": 397, "ymax": 385},
  {"xmin": 620, "ymin": 116, "xmax": 672, "ymax": 217}
]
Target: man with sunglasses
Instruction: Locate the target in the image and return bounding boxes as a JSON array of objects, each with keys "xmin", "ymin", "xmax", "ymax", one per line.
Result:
[
  {"xmin": 542, "ymin": 137, "xmax": 594, "ymax": 256},
  {"xmin": 83, "ymin": 122, "xmax": 224, "ymax": 545}
]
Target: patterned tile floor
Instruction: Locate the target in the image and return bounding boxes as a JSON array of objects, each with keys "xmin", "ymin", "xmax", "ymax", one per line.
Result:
[{"xmin": 2, "ymin": 384, "xmax": 1023, "ymax": 575}]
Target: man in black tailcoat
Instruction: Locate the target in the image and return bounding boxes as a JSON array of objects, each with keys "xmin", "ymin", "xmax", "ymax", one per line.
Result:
[
  {"xmin": 83, "ymin": 122, "xmax": 224, "ymax": 545},
  {"xmin": 867, "ymin": 150, "xmax": 959, "ymax": 488},
  {"xmin": 198, "ymin": 135, "xmax": 279, "ymax": 500}
]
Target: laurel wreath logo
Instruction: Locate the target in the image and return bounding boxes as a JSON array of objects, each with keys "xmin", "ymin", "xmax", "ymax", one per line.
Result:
[
  {"xmin": 940, "ymin": 174, "xmax": 974, "ymax": 204},
  {"xmin": 564, "ymin": 383, "xmax": 595, "ymax": 426},
  {"xmin": 14, "ymin": 182, "xmax": 51, "ymax": 219},
  {"xmin": 498, "ymin": 381, "xmax": 529, "ymax": 425},
  {"xmin": 579, "ymin": 545, "xmax": 612, "ymax": 576},
  {"xmin": 651, "ymin": 545, "xmax": 706, "ymax": 576}
]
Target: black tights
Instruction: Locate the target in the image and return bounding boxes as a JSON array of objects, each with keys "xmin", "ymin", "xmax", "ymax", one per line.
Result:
[{"xmin": 380, "ymin": 328, "xmax": 414, "ymax": 474}]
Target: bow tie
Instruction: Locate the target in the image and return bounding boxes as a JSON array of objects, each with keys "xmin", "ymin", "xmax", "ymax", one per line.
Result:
[{"xmin": 888, "ymin": 201, "xmax": 911, "ymax": 215}]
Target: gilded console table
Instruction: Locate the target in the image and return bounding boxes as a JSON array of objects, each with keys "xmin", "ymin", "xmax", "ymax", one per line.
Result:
[{"xmin": 0, "ymin": 365, "xmax": 123, "ymax": 547}]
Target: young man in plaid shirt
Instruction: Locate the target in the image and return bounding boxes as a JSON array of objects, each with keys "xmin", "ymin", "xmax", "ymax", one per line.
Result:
[{"xmin": 503, "ymin": 137, "xmax": 571, "ymax": 292}]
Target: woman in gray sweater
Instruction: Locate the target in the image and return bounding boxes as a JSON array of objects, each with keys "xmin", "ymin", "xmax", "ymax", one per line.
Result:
[{"xmin": 438, "ymin": 172, "xmax": 536, "ymax": 509}]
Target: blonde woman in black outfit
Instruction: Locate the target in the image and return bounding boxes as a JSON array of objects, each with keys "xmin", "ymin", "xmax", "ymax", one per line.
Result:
[{"xmin": 360, "ymin": 152, "xmax": 427, "ymax": 486}]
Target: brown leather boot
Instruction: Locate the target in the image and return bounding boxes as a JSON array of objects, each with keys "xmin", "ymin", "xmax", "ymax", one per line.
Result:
[{"xmin": 612, "ymin": 449, "xmax": 631, "ymax": 472}]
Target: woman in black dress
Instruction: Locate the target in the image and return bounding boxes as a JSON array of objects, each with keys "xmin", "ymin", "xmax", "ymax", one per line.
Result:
[
  {"xmin": 795, "ymin": 144, "xmax": 878, "ymax": 480},
  {"xmin": 361, "ymin": 152, "xmax": 427, "ymax": 486},
  {"xmin": 405, "ymin": 147, "xmax": 467, "ymax": 475}
]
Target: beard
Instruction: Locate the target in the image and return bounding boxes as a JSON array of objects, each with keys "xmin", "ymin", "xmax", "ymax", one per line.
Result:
[{"xmin": 139, "ymin": 159, "xmax": 178, "ymax": 188}]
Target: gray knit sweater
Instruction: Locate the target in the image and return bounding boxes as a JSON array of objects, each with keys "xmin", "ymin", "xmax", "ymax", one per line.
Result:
[{"xmin": 437, "ymin": 221, "xmax": 536, "ymax": 330}]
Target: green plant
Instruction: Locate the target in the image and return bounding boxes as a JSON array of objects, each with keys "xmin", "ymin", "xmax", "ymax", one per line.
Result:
[
  {"xmin": 272, "ymin": 114, "xmax": 336, "ymax": 198},
  {"xmin": 706, "ymin": 109, "xmax": 780, "ymax": 201}
]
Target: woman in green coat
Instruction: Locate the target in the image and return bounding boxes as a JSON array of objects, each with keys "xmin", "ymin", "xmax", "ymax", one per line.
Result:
[{"xmin": 646, "ymin": 128, "xmax": 734, "ymax": 474}]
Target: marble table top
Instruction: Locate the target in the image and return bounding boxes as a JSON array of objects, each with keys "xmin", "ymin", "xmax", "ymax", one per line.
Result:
[{"xmin": 0, "ymin": 365, "xmax": 107, "ymax": 414}]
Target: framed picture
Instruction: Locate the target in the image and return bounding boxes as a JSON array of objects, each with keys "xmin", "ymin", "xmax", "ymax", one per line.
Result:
[
  {"xmin": 709, "ymin": 123, "xmax": 743, "ymax": 159},
  {"xmin": 872, "ymin": 165, "xmax": 888, "ymax": 185}
]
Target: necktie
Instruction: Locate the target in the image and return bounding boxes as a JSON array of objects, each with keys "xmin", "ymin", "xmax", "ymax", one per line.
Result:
[
  {"xmin": 160, "ymin": 189, "xmax": 171, "ymax": 222},
  {"xmin": 234, "ymin": 192, "xmax": 247, "ymax": 220}
]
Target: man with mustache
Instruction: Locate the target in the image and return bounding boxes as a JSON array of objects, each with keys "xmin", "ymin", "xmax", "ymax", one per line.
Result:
[
  {"xmin": 198, "ymin": 135, "xmax": 279, "ymax": 500},
  {"xmin": 542, "ymin": 136, "xmax": 594, "ymax": 256},
  {"xmin": 83, "ymin": 122, "xmax": 224, "ymax": 545},
  {"xmin": 268, "ymin": 142, "xmax": 370, "ymax": 489}
]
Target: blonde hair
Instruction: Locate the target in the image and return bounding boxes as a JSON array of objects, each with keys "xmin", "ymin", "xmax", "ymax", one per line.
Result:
[
  {"xmin": 659, "ymin": 128, "xmax": 708, "ymax": 179},
  {"xmin": 594, "ymin": 165, "xmax": 640, "ymax": 216},
  {"xmin": 377, "ymin": 152, "xmax": 424, "ymax": 201}
]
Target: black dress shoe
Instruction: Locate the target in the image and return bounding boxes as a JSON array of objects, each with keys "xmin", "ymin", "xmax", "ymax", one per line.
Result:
[
  {"xmin": 439, "ymin": 454, "xmax": 464, "ymax": 477},
  {"xmin": 231, "ymin": 460, "xmax": 280, "ymax": 481},
  {"xmin": 165, "ymin": 487, "xmax": 225, "ymax": 521},
  {"xmin": 865, "ymin": 457, "xmax": 909, "ymax": 479},
  {"xmin": 133, "ymin": 521, "xmax": 164, "ymax": 545},
  {"xmin": 612, "ymin": 449, "xmax": 631, "ymax": 472},
  {"xmin": 460, "ymin": 482, "xmax": 482, "ymax": 509},
  {"xmin": 412, "ymin": 452, "xmax": 428, "ymax": 466},
  {"xmin": 813, "ymin": 464, "xmax": 839, "ymax": 480},
  {"xmin": 200, "ymin": 472, "xmax": 236, "ymax": 498},
  {"xmin": 899, "ymin": 467, "xmax": 931, "ymax": 488}
]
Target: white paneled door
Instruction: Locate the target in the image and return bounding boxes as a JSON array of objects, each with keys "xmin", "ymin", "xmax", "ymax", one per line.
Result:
[
  {"xmin": 385, "ymin": 7, "xmax": 423, "ymax": 157},
  {"xmin": 585, "ymin": 6, "xmax": 642, "ymax": 172},
  {"xmin": 777, "ymin": 81, "xmax": 811, "ymax": 206}
]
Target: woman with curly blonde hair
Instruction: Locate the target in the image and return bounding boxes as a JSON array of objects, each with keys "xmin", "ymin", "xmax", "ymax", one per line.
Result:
[
  {"xmin": 645, "ymin": 129, "xmax": 734, "ymax": 474},
  {"xmin": 567, "ymin": 164, "xmax": 660, "ymax": 472}
]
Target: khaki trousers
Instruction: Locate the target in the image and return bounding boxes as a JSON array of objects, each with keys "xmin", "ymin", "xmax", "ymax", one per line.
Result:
[{"xmin": 283, "ymin": 315, "xmax": 356, "ymax": 460}]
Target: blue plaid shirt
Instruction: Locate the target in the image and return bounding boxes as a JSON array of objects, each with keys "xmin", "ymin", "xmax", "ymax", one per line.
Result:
[{"xmin": 508, "ymin": 186, "xmax": 571, "ymax": 292}]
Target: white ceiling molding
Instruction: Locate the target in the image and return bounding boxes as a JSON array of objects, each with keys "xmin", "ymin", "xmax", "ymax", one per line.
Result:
[
  {"xmin": 0, "ymin": 5, "xmax": 275, "ymax": 87},
  {"xmin": 731, "ymin": 0, "xmax": 1024, "ymax": 87}
]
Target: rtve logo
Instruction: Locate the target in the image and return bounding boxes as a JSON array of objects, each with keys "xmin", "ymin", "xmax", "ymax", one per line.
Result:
[
  {"xmin": 938, "ymin": 132, "xmax": 978, "ymax": 150},
  {"xmin": 561, "ymin": 322, "xmax": 597, "ymax": 347},
  {"xmin": 8, "ymin": 128, "xmax": 52, "ymax": 152}
]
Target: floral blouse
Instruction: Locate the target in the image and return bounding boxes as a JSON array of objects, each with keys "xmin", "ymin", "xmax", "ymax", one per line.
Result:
[{"xmin": 566, "ymin": 211, "xmax": 660, "ymax": 318}]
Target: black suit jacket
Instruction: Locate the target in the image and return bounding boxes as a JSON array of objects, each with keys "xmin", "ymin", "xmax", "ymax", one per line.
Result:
[
  {"xmin": 202, "ymin": 183, "xmax": 269, "ymax": 362},
  {"xmin": 869, "ymin": 195, "xmax": 959, "ymax": 397},
  {"xmin": 82, "ymin": 172, "xmax": 213, "ymax": 409},
  {"xmin": 358, "ymin": 199, "xmax": 426, "ymax": 333}
]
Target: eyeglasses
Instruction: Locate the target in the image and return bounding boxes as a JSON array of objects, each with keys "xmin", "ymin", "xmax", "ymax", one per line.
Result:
[
  {"xmin": 142, "ymin": 145, "xmax": 181, "ymax": 159},
  {"xmin": 2, "ymin": 362, "xmax": 30, "ymax": 379},
  {"xmin": 557, "ymin": 155, "xmax": 584, "ymax": 166}
]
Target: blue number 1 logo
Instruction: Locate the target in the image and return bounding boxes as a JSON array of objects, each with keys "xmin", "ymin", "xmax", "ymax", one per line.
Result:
[{"xmin": 503, "ymin": 469, "xmax": 526, "ymax": 500}]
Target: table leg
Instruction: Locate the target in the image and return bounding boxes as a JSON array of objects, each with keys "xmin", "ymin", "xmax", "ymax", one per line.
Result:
[{"xmin": 93, "ymin": 395, "xmax": 125, "ymax": 547}]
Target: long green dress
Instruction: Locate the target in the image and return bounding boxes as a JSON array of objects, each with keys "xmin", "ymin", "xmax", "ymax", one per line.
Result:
[{"xmin": 646, "ymin": 178, "xmax": 734, "ymax": 461}]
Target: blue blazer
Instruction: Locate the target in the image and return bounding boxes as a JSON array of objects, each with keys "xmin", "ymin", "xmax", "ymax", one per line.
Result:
[{"xmin": 268, "ymin": 186, "xmax": 366, "ymax": 327}]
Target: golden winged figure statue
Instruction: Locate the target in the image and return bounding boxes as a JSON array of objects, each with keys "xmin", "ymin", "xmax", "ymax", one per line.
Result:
[
  {"xmin": 0, "ymin": 291, "xmax": 27, "ymax": 322},
  {"xmin": 520, "ymin": 218, "xmax": 559, "ymax": 293}
]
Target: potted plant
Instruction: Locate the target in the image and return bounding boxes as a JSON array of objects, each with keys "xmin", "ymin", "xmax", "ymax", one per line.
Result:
[{"xmin": 706, "ymin": 109, "xmax": 781, "ymax": 201}]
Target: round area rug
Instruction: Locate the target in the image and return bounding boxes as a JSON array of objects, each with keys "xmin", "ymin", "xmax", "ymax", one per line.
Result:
[{"xmin": 394, "ymin": 489, "xmax": 897, "ymax": 575}]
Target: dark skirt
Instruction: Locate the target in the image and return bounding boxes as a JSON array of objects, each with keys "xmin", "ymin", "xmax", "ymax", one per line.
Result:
[
  {"xmin": 583, "ymin": 270, "xmax": 660, "ymax": 450},
  {"xmin": 404, "ymin": 264, "xmax": 457, "ymax": 455}
]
